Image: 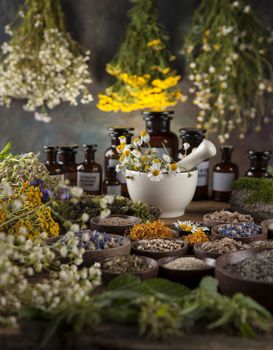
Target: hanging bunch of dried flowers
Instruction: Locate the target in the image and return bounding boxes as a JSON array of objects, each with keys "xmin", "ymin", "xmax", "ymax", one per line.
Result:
[
  {"xmin": 183, "ymin": 0, "xmax": 273, "ymax": 142},
  {"xmin": 0, "ymin": 0, "xmax": 93, "ymax": 122},
  {"xmin": 97, "ymin": 0, "xmax": 186, "ymax": 113}
]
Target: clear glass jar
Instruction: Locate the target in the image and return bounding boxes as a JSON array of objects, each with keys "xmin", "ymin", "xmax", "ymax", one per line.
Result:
[
  {"xmin": 143, "ymin": 111, "xmax": 179, "ymax": 160},
  {"xmin": 212, "ymin": 146, "xmax": 239, "ymax": 202},
  {"xmin": 179, "ymin": 128, "xmax": 208, "ymax": 200},
  {"xmin": 77, "ymin": 144, "xmax": 102, "ymax": 195},
  {"xmin": 104, "ymin": 127, "xmax": 134, "ymax": 196}
]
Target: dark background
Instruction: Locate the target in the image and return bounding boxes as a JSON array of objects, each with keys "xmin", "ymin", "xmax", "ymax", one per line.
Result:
[{"xmin": 0, "ymin": 0, "xmax": 272, "ymax": 175}]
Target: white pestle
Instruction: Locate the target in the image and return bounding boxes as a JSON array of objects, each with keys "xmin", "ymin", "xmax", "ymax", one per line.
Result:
[{"xmin": 177, "ymin": 139, "xmax": 217, "ymax": 171}]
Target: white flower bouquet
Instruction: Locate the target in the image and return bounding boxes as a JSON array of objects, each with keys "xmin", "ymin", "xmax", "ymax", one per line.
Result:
[
  {"xmin": 116, "ymin": 131, "xmax": 190, "ymax": 182},
  {"xmin": 0, "ymin": 0, "xmax": 93, "ymax": 122}
]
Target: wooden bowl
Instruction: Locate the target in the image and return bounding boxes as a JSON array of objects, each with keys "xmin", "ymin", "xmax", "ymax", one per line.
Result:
[
  {"xmin": 211, "ymin": 224, "xmax": 266, "ymax": 244},
  {"xmin": 250, "ymin": 239, "xmax": 273, "ymax": 250},
  {"xmin": 215, "ymin": 249, "xmax": 273, "ymax": 312},
  {"xmin": 47, "ymin": 233, "xmax": 131, "ymax": 267},
  {"xmin": 261, "ymin": 219, "xmax": 273, "ymax": 240},
  {"xmin": 90, "ymin": 215, "xmax": 142, "ymax": 235},
  {"xmin": 158, "ymin": 256, "xmax": 214, "ymax": 288},
  {"xmin": 193, "ymin": 242, "xmax": 222, "ymax": 260},
  {"xmin": 100, "ymin": 255, "xmax": 158, "ymax": 284},
  {"xmin": 203, "ymin": 213, "xmax": 253, "ymax": 228},
  {"xmin": 131, "ymin": 239, "xmax": 188, "ymax": 260}
]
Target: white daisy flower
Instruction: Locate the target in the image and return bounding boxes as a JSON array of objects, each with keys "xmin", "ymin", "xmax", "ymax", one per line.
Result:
[
  {"xmin": 133, "ymin": 137, "xmax": 142, "ymax": 147},
  {"xmin": 140, "ymin": 130, "xmax": 150, "ymax": 143},
  {"xmin": 151, "ymin": 159, "xmax": 161, "ymax": 169},
  {"xmin": 131, "ymin": 149, "xmax": 142, "ymax": 158},
  {"xmin": 147, "ymin": 167, "xmax": 164, "ymax": 182},
  {"xmin": 118, "ymin": 135, "xmax": 127, "ymax": 144},
  {"xmin": 163, "ymin": 154, "xmax": 171, "ymax": 163},
  {"xmin": 183, "ymin": 142, "xmax": 191, "ymax": 151}
]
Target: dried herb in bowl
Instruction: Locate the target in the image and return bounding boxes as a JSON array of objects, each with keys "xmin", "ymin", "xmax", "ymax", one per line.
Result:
[
  {"xmin": 218, "ymin": 223, "xmax": 261, "ymax": 239},
  {"xmin": 128, "ymin": 220, "xmax": 175, "ymax": 240},
  {"xmin": 198, "ymin": 238, "xmax": 250, "ymax": 254},
  {"xmin": 101, "ymin": 255, "xmax": 152, "ymax": 274},
  {"xmin": 135, "ymin": 239, "xmax": 185, "ymax": 253},
  {"xmin": 164, "ymin": 257, "xmax": 209, "ymax": 271}
]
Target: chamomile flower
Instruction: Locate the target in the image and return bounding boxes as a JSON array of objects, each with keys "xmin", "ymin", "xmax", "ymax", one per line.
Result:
[
  {"xmin": 119, "ymin": 135, "xmax": 127, "ymax": 144},
  {"xmin": 147, "ymin": 167, "xmax": 164, "ymax": 182},
  {"xmin": 169, "ymin": 162, "xmax": 180, "ymax": 174},
  {"xmin": 131, "ymin": 149, "xmax": 142, "ymax": 158},
  {"xmin": 163, "ymin": 154, "xmax": 171, "ymax": 163},
  {"xmin": 140, "ymin": 130, "xmax": 150, "ymax": 143},
  {"xmin": 174, "ymin": 220, "xmax": 195, "ymax": 232},
  {"xmin": 151, "ymin": 159, "xmax": 161, "ymax": 169},
  {"xmin": 133, "ymin": 137, "xmax": 142, "ymax": 147}
]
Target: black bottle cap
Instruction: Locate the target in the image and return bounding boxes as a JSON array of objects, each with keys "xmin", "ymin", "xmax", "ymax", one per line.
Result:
[
  {"xmin": 83, "ymin": 144, "xmax": 97, "ymax": 151},
  {"xmin": 44, "ymin": 145, "xmax": 59, "ymax": 151},
  {"xmin": 179, "ymin": 128, "xmax": 206, "ymax": 136},
  {"xmin": 142, "ymin": 110, "xmax": 174, "ymax": 120},
  {"xmin": 108, "ymin": 127, "xmax": 134, "ymax": 133}
]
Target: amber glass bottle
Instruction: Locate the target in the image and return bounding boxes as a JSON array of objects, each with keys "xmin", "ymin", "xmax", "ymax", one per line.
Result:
[
  {"xmin": 143, "ymin": 111, "xmax": 179, "ymax": 160},
  {"xmin": 103, "ymin": 167, "xmax": 122, "ymax": 195},
  {"xmin": 212, "ymin": 146, "xmax": 239, "ymax": 202},
  {"xmin": 179, "ymin": 128, "xmax": 208, "ymax": 200},
  {"xmin": 77, "ymin": 144, "xmax": 102, "ymax": 195},
  {"xmin": 104, "ymin": 127, "xmax": 134, "ymax": 196},
  {"xmin": 44, "ymin": 145, "xmax": 64, "ymax": 179},
  {"xmin": 245, "ymin": 150, "xmax": 272, "ymax": 178},
  {"xmin": 57, "ymin": 145, "xmax": 79, "ymax": 186}
]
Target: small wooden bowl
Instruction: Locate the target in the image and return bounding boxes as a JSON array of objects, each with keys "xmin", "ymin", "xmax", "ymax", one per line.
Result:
[
  {"xmin": 90, "ymin": 215, "xmax": 142, "ymax": 235},
  {"xmin": 193, "ymin": 242, "xmax": 222, "ymax": 260},
  {"xmin": 131, "ymin": 239, "xmax": 188, "ymax": 260},
  {"xmin": 250, "ymin": 239, "xmax": 273, "ymax": 250},
  {"xmin": 100, "ymin": 255, "xmax": 158, "ymax": 284},
  {"xmin": 203, "ymin": 213, "xmax": 253, "ymax": 228},
  {"xmin": 47, "ymin": 233, "xmax": 131, "ymax": 267},
  {"xmin": 158, "ymin": 256, "xmax": 214, "ymax": 288},
  {"xmin": 261, "ymin": 219, "xmax": 273, "ymax": 240},
  {"xmin": 211, "ymin": 224, "xmax": 266, "ymax": 244},
  {"xmin": 215, "ymin": 249, "xmax": 273, "ymax": 312}
]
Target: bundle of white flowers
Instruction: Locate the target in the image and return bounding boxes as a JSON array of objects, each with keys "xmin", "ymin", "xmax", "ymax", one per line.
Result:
[
  {"xmin": 116, "ymin": 131, "xmax": 189, "ymax": 183},
  {"xmin": 0, "ymin": 0, "xmax": 93, "ymax": 122},
  {"xmin": 183, "ymin": 0, "xmax": 273, "ymax": 142}
]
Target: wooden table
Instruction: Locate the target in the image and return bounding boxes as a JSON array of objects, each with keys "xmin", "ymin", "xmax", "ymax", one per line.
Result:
[{"xmin": 1, "ymin": 201, "xmax": 272, "ymax": 350}]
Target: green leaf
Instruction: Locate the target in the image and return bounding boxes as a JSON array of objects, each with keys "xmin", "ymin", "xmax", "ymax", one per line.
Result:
[
  {"xmin": 144, "ymin": 278, "xmax": 190, "ymax": 300},
  {"xmin": 199, "ymin": 277, "xmax": 219, "ymax": 294},
  {"xmin": 0, "ymin": 142, "xmax": 11, "ymax": 160}
]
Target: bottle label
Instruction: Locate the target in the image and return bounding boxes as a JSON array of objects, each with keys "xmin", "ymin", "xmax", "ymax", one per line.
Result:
[
  {"xmin": 106, "ymin": 185, "xmax": 121, "ymax": 195},
  {"xmin": 77, "ymin": 172, "xmax": 100, "ymax": 191},
  {"xmin": 197, "ymin": 161, "xmax": 209, "ymax": 187},
  {"xmin": 213, "ymin": 172, "xmax": 236, "ymax": 192},
  {"xmin": 108, "ymin": 159, "xmax": 126, "ymax": 184},
  {"xmin": 143, "ymin": 147, "xmax": 172, "ymax": 159}
]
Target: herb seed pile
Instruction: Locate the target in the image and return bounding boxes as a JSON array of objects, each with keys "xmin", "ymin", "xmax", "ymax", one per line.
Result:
[
  {"xmin": 218, "ymin": 223, "xmax": 261, "ymax": 239},
  {"xmin": 61, "ymin": 230, "xmax": 123, "ymax": 250},
  {"xmin": 98, "ymin": 216, "xmax": 137, "ymax": 226},
  {"xmin": 135, "ymin": 239, "xmax": 185, "ymax": 252},
  {"xmin": 199, "ymin": 238, "xmax": 250, "ymax": 254},
  {"xmin": 225, "ymin": 250, "xmax": 273, "ymax": 282},
  {"xmin": 102, "ymin": 255, "xmax": 151, "ymax": 273},
  {"xmin": 164, "ymin": 257, "xmax": 209, "ymax": 270},
  {"xmin": 206, "ymin": 210, "xmax": 253, "ymax": 224}
]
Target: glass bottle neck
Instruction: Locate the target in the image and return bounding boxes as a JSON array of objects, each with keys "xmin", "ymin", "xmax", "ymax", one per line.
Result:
[
  {"xmin": 145, "ymin": 117, "xmax": 171, "ymax": 133},
  {"xmin": 46, "ymin": 151, "xmax": 57, "ymax": 165},
  {"xmin": 220, "ymin": 147, "xmax": 233, "ymax": 163},
  {"xmin": 84, "ymin": 151, "xmax": 95, "ymax": 163},
  {"xmin": 250, "ymin": 159, "xmax": 269, "ymax": 170}
]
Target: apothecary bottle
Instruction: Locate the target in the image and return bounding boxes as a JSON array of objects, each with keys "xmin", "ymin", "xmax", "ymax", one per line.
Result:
[
  {"xmin": 245, "ymin": 150, "xmax": 272, "ymax": 178},
  {"xmin": 212, "ymin": 146, "xmax": 239, "ymax": 202},
  {"xmin": 57, "ymin": 145, "xmax": 79, "ymax": 186},
  {"xmin": 103, "ymin": 167, "xmax": 122, "ymax": 195},
  {"xmin": 77, "ymin": 144, "xmax": 102, "ymax": 195},
  {"xmin": 44, "ymin": 145, "xmax": 64, "ymax": 179},
  {"xmin": 104, "ymin": 127, "xmax": 134, "ymax": 196},
  {"xmin": 143, "ymin": 111, "xmax": 179, "ymax": 160},
  {"xmin": 179, "ymin": 128, "xmax": 208, "ymax": 200}
]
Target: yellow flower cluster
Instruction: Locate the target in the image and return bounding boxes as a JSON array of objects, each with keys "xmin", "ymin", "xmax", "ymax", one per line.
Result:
[
  {"xmin": 2, "ymin": 182, "xmax": 59, "ymax": 240},
  {"xmin": 98, "ymin": 69, "xmax": 184, "ymax": 112}
]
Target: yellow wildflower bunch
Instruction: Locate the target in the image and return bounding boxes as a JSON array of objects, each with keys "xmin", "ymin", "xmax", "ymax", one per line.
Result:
[
  {"xmin": 1, "ymin": 181, "xmax": 59, "ymax": 240},
  {"xmin": 97, "ymin": 0, "xmax": 185, "ymax": 113}
]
